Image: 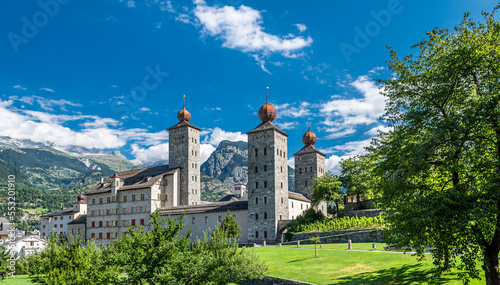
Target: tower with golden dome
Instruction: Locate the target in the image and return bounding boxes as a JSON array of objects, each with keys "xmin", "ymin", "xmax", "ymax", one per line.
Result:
[
  {"xmin": 246, "ymin": 88, "xmax": 290, "ymax": 243},
  {"xmin": 167, "ymin": 95, "xmax": 201, "ymax": 206},
  {"xmin": 293, "ymin": 122, "xmax": 327, "ymax": 215}
]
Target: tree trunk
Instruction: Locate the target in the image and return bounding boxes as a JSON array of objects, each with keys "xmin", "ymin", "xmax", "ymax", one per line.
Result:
[
  {"xmin": 483, "ymin": 230, "xmax": 500, "ymax": 285},
  {"xmin": 315, "ymin": 244, "xmax": 317, "ymax": 258},
  {"xmin": 335, "ymin": 202, "xmax": 340, "ymax": 217},
  {"xmin": 483, "ymin": 247, "xmax": 500, "ymax": 285}
]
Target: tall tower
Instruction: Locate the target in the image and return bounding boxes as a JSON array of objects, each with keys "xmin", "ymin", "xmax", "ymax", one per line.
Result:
[
  {"xmin": 167, "ymin": 96, "xmax": 201, "ymax": 205},
  {"xmin": 294, "ymin": 123, "xmax": 327, "ymax": 215},
  {"xmin": 247, "ymin": 89, "xmax": 289, "ymax": 243}
]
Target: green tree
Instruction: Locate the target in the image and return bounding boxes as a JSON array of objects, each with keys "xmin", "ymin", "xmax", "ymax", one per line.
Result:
[
  {"xmin": 309, "ymin": 236, "xmax": 321, "ymax": 258},
  {"xmin": 219, "ymin": 210, "xmax": 241, "ymax": 239},
  {"xmin": 112, "ymin": 210, "xmax": 266, "ymax": 284},
  {"xmin": 339, "ymin": 155, "xmax": 379, "ymax": 203},
  {"xmin": 311, "ymin": 173, "xmax": 343, "ymax": 215},
  {"xmin": 373, "ymin": 6, "xmax": 500, "ymax": 284}
]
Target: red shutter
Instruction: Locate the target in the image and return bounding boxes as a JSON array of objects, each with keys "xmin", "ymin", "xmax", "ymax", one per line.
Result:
[
  {"xmin": 91, "ymin": 233, "xmax": 95, "ymax": 239},
  {"xmin": 98, "ymin": 233, "xmax": 102, "ymax": 239},
  {"xmin": 140, "ymin": 219, "xmax": 144, "ymax": 225},
  {"xmin": 99, "ymin": 221, "xmax": 103, "ymax": 227},
  {"xmin": 92, "ymin": 222, "xmax": 95, "ymax": 228},
  {"xmin": 106, "ymin": 232, "xmax": 110, "ymax": 239},
  {"xmin": 131, "ymin": 219, "xmax": 136, "ymax": 226}
]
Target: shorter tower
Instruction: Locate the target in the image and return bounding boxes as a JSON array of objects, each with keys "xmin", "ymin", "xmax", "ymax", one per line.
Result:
[
  {"xmin": 167, "ymin": 96, "xmax": 201, "ymax": 205},
  {"xmin": 294, "ymin": 123, "xmax": 327, "ymax": 215},
  {"xmin": 247, "ymin": 89, "xmax": 289, "ymax": 243}
]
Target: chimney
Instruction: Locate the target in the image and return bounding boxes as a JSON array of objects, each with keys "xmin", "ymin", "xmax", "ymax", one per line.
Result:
[
  {"xmin": 111, "ymin": 173, "xmax": 121, "ymax": 196},
  {"xmin": 100, "ymin": 177, "xmax": 104, "ymax": 183}
]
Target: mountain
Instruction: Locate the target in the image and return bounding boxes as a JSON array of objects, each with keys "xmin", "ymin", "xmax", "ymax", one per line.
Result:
[{"xmin": 200, "ymin": 140, "xmax": 295, "ymax": 201}]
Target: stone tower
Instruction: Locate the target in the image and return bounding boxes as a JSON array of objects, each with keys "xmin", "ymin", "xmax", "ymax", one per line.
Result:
[
  {"xmin": 247, "ymin": 90, "xmax": 289, "ymax": 243},
  {"xmin": 167, "ymin": 96, "xmax": 201, "ymax": 205},
  {"xmin": 294, "ymin": 123, "xmax": 327, "ymax": 215}
]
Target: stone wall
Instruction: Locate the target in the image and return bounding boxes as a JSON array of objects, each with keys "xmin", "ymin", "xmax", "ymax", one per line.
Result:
[
  {"xmin": 340, "ymin": 209, "xmax": 384, "ymax": 218},
  {"xmin": 289, "ymin": 228, "xmax": 383, "ymax": 244},
  {"xmin": 343, "ymin": 199, "xmax": 377, "ymax": 211},
  {"xmin": 241, "ymin": 276, "xmax": 316, "ymax": 285}
]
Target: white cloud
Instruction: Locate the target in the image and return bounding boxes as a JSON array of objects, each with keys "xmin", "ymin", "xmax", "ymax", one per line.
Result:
[
  {"xmin": 287, "ymin": 157, "xmax": 295, "ymax": 169},
  {"xmin": 127, "ymin": 0, "xmax": 136, "ymax": 8},
  {"xmin": 364, "ymin": 125, "xmax": 392, "ymax": 136},
  {"xmin": 192, "ymin": 1, "xmax": 312, "ymax": 71},
  {"xmin": 325, "ymin": 155, "xmax": 350, "ymax": 175},
  {"xmin": 200, "ymin": 143, "xmax": 216, "ymax": 164},
  {"xmin": 275, "ymin": 121, "xmax": 298, "ymax": 130},
  {"xmin": 274, "ymin": 102, "xmax": 311, "ymax": 118},
  {"xmin": 294, "ymin": 23, "xmax": 307, "ymax": 33},
  {"xmin": 202, "ymin": 127, "xmax": 247, "ymax": 146},
  {"xmin": 139, "ymin": 107, "xmax": 151, "ymax": 112},
  {"xmin": 324, "ymin": 127, "xmax": 356, "ymax": 139},
  {"xmin": 320, "ymin": 75, "xmax": 385, "ymax": 139},
  {"xmin": 40, "ymin": 87, "xmax": 55, "ymax": 92},
  {"xmin": 130, "ymin": 143, "xmax": 169, "ymax": 165},
  {"xmin": 0, "ymin": 99, "xmax": 169, "ymax": 150},
  {"xmin": 13, "ymin": 85, "xmax": 26, "ymax": 90}
]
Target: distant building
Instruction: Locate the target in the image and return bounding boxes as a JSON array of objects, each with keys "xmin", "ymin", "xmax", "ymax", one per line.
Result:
[
  {"xmin": 2, "ymin": 233, "xmax": 45, "ymax": 257},
  {"xmin": 0, "ymin": 217, "xmax": 12, "ymax": 245},
  {"xmin": 68, "ymin": 214, "xmax": 87, "ymax": 245},
  {"xmin": 40, "ymin": 194, "xmax": 87, "ymax": 239}
]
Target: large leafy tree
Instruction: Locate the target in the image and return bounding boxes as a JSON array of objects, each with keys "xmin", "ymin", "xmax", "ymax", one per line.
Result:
[
  {"xmin": 339, "ymin": 155, "xmax": 379, "ymax": 202},
  {"xmin": 219, "ymin": 210, "xmax": 241, "ymax": 239},
  {"xmin": 373, "ymin": 6, "xmax": 500, "ymax": 284},
  {"xmin": 312, "ymin": 173, "xmax": 343, "ymax": 214}
]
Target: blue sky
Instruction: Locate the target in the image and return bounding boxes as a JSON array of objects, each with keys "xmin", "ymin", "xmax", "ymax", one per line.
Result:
[{"xmin": 0, "ymin": 0, "xmax": 496, "ymax": 172}]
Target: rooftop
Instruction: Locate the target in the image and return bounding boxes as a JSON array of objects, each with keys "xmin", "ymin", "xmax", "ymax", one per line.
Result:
[
  {"xmin": 68, "ymin": 214, "xmax": 87, "ymax": 225},
  {"xmin": 86, "ymin": 165, "xmax": 179, "ymax": 195},
  {"xmin": 246, "ymin": 121, "xmax": 288, "ymax": 137},
  {"xmin": 160, "ymin": 200, "xmax": 249, "ymax": 215},
  {"xmin": 293, "ymin": 144, "xmax": 326, "ymax": 157}
]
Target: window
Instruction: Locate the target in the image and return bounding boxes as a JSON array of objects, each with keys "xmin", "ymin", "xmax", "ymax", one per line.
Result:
[
  {"xmin": 264, "ymin": 213, "xmax": 267, "ymax": 220},
  {"xmin": 280, "ymin": 215, "xmax": 282, "ymax": 220},
  {"xmin": 277, "ymin": 149, "xmax": 279, "ymax": 155},
  {"xmin": 54, "ymin": 224, "xmax": 57, "ymax": 228},
  {"xmin": 305, "ymin": 181, "xmax": 308, "ymax": 187},
  {"xmin": 310, "ymin": 167, "xmax": 313, "ymax": 172},
  {"xmin": 92, "ymin": 199, "xmax": 95, "ymax": 205},
  {"xmin": 281, "ymin": 182, "xmax": 283, "ymax": 189},
  {"xmin": 78, "ymin": 228, "xmax": 82, "ymax": 234},
  {"xmin": 280, "ymin": 150, "xmax": 282, "ymax": 157},
  {"xmin": 99, "ymin": 233, "xmax": 103, "ymax": 239},
  {"xmin": 264, "ymin": 231, "xmax": 267, "ymax": 238},
  {"xmin": 254, "ymin": 148, "xmax": 258, "ymax": 156},
  {"xmin": 140, "ymin": 219, "xmax": 144, "ymax": 225},
  {"xmin": 92, "ymin": 222, "xmax": 95, "ymax": 227},
  {"xmin": 301, "ymin": 204, "xmax": 303, "ymax": 210},
  {"xmin": 43, "ymin": 225, "xmax": 46, "ymax": 229},
  {"xmin": 264, "ymin": 181, "xmax": 267, "ymax": 188},
  {"xmin": 264, "ymin": 165, "xmax": 267, "ymax": 171},
  {"xmin": 192, "ymin": 217, "xmax": 195, "ymax": 224},
  {"xmin": 255, "ymin": 213, "xmax": 258, "ymax": 220},
  {"xmin": 100, "ymin": 198, "xmax": 103, "ymax": 204},
  {"xmin": 55, "ymin": 217, "xmax": 57, "ymax": 221},
  {"xmin": 107, "ymin": 197, "xmax": 110, "ymax": 203},
  {"xmin": 255, "ymin": 182, "xmax": 259, "ymax": 188},
  {"xmin": 107, "ymin": 232, "xmax": 111, "ymax": 239},
  {"xmin": 263, "ymin": 148, "xmax": 267, "ymax": 155},
  {"xmin": 281, "ymin": 197, "xmax": 283, "ymax": 204},
  {"xmin": 255, "ymin": 197, "xmax": 258, "ymax": 204},
  {"xmin": 264, "ymin": 197, "xmax": 267, "ymax": 203},
  {"xmin": 60, "ymin": 224, "xmax": 63, "ymax": 228},
  {"xmin": 123, "ymin": 208, "xmax": 127, "ymax": 214},
  {"xmin": 255, "ymin": 231, "xmax": 259, "ymax": 238},
  {"xmin": 99, "ymin": 221, "xmax": 103, "ymax": 227},
  {"xmin": 281, "ymin": 166, "xmax": 283, "ymax": 173},
  {"xmin": 91, "ymin": 233, "xmax": 95, "ymax": 239},
  {"xmin": 131, "ymin": 220, "xmax": 136, "ymax": 226},
  {"xmin": 299, "ymin": 168, "xmax": 302, "ymax": 173},
  {"xmin": 255, "ymin": 166, "xmax": 258, "ymax": 173},
  {"xmin": 292, "ymin": 202, "xmax": 294, "ymax": 208},
  {"xmin": 205, "ymin": 216, "xmax": 208, "ymax": 223},
  {"xmin": 99, "ymin": 210, "xmax": 102, "ymax": 216},
  {"xmin": 123, "ymin": 196, "xmax": 128, "ymax": 202},
  {"xmin": 91, "ymin": 210, "xmax": 95, "ymax": 216},
  {"xmin": 219, "ymin": 216, "xmax": 222, "ymax": 222},
  {"xmin": 141, "ymin": 194, "xmax": 145, "ymax": 200},
  {"xmin": 132, "ymin": 195, "xmax": 136, "ymax": 201},
  {"xmin": 192, "ymin": 150, "xmax": 194, "ymax": 155},
  {"xmin": 123, "ymin": 220, "xmax": 127, "ymax": 226}
]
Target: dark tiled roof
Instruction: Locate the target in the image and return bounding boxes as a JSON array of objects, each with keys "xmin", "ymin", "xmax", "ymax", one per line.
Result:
[
  {"xmin": 160, "ymin": 200, "xmax": 248, "ymax": 215},
  {"xmin": 246, "ymin": 121, "xmax": 288, "ymax": 137},
  {"xmin": 0, "ymin": 218, "xmax": 10, "ymax": 224},
  {"xmin": 41, "ymin": 208, "xmax": 79, "ymax": 217},
  {"xmin": 288, "ymin": 191, "xmax": 311, "ymax": 203},
  {"xmin": 85, "ymin": 165, "xmax": 179, "ymax": 195},
  {"xmin": 68, "ymin": 214, "xmax": 87, "ymax": 225},
  {"xmin": 217, "ymin": 194, "xmax": 236, "ymax": 202},
  {"xmin": 167, "ymin": 120, "xmax": 201, "ymax": 131},
  {"xmin": 293, "ymin": 145, "xmax": 326, "ymax": 157},
  {"xmin": 0, "ymin": 220, "xmax": 12, "ymax": 236}
]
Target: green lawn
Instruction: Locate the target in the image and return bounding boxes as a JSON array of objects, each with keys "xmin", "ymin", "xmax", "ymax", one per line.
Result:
[
  {"xmin": 3, "ymin": 244, "xmax": 487, "ymax": 285},
  {"xmin": 253, "ymin": 243, "xmax": 485, "ymax": 285},
  {"xmin": 0, "ymin": 275, "xmax": 31, "ymax": 284}
]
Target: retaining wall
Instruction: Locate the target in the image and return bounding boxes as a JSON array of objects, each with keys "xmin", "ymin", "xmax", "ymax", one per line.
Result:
[{"xmin": 290, "ymin": 228, "xmax": 383, "ymax": 244}]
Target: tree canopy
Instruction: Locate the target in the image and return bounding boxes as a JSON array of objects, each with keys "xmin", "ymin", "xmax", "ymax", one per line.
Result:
[
  {"xmin": 312, "ymin": 173, "xmax": 343, "ymax": 214},
  {"xmin": 372, "ymin": 6, "xmax": 500, "ymax": 284},
  {"xmin": 219, "ymin": 210, "xmax": 241, "ymax": 239}
]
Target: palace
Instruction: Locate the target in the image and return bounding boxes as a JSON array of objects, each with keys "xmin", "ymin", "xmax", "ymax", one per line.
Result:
[{"xmin": 41, "ymin": 94, "xmax": 327, "ymax": 245}]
